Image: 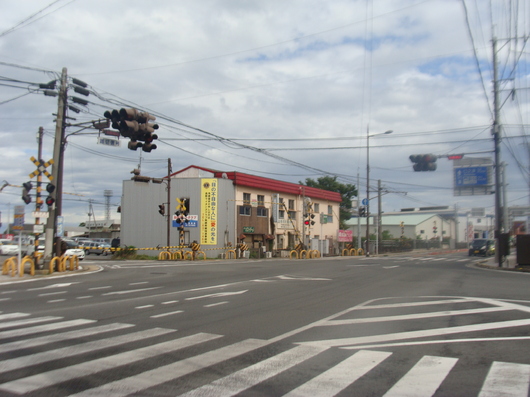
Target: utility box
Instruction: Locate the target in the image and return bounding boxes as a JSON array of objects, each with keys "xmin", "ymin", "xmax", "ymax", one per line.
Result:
[
  {"xmin": 498, "ymin": 233, "xmax": 510, "ymax": 257},
  {"xmin": 516, "ymin": 235, "xmax": 530, "ymax": 266}
]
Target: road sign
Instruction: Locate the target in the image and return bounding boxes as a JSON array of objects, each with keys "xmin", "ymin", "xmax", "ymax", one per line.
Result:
[
  {"xmin": 32, "ymin": 211, "xmax": 49, "ymax": 218},
  {"xmin": 455, "ymin": 166, "xmax": 488, "ymax": 186},
  {"xmin": 28, "ymin": 156, "xmax": 54, "ymax": 180},
  {"xmin": 362, "ymin": 198, "xmax": 368, "ymax": 205}
]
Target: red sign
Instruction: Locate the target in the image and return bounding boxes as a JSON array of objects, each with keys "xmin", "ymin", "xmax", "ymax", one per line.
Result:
[{"xmin": 338, "ymin": 229, "xmax": 353, "ymax": 242}]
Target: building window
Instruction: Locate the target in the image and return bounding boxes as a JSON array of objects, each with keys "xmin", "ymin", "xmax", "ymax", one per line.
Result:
[
  {"xmin": 257, "ymin": 195, "xmax": 265, "ymax": 206},
  {"xmin": 327, "ymin": 205, "xmax": 333, "ymax": 223},
  {"xmin": 288, "ymin": 211, "xmax": 296, "ymax": 220},
  {"xmin": 257, "ymin": 207, "xmax": 268, "ymax": 217},
  {"xmin": 313, "ymin": 203, "xmax": 320, "ymax": 213},
  {"xmin": 279, "ymin": 198, "xmax": 285, "ymax": 219},
  {"xmin": 289, "ymin": 199, "xmax": 295, "ymax": 210},
  {"xmin": 243, "ymin": 193, "xmax": 251, "ymax": 205},
  {"xmin": 239, "ymin": 206, "xmax": 251, "ymax": 216}
]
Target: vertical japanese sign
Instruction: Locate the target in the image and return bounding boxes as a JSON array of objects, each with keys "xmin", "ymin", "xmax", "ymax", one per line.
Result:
[
  {"xmin": 200, "ymin": 179, "xmax": 217, "ymax": 245},
  {"xmin": 13, "ymin": 205, "xmax": 25, "ymax": 230}
]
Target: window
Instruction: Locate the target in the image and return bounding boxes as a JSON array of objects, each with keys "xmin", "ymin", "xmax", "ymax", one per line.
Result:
[
  {"xmin": 313, "ymin": 203, "xmax": 320, "ymax": 213},
  {"xmin": 243, "ymin": 193, "xmax": 251, "ymax": 205},
  {"xmin": 327, "ymin": 205, "xmax": 333, "ymax": 223},
  {"xmin": 257, "ymin": 195, "xmax": 265, "ymax": 206},
  {"xmin": 288, "ymin": 199, "xmax": 295, "ymax": 210},
  {"xmin": 257, "ymin": 207, "xmax": 268, "ymax": 217},
  {"xmin": 239, "ymin": 206, "xmax": 251, "ymax": 216},
  {"xmin": 279, "ymin": 198, "xmax": 285, "ymax": 219},
  {"xmin": 288, "ymin": 211, "xmax": 296, "ymax": 220}
]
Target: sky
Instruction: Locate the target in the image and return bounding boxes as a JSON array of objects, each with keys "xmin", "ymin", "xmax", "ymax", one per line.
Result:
[{"xmin": 0, "ymin": 0, "xmax": 529, "ymax": 230}]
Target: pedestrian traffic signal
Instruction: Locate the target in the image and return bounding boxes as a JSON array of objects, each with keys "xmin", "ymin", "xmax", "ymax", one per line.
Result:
[
  {"xmin": 158, "ymin": 204, "xmax": 165, "ymax": 216},
  {"xmin": 22, "ymin": 182, "xmax": 32, "ymax": 204},
  {"xmin": 409, "ymin": 154, "xmax": 437, "ymax": 171}
]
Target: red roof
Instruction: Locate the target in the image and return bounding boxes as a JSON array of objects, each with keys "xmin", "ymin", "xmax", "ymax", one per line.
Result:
[{"xmin": 172, "ymin": 165, "xmax": 342, "ymax": 203}]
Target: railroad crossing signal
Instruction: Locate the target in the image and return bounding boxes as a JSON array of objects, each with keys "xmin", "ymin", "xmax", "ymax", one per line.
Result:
[{"xmin": 28, "ymin": 156, "xmax": 54, "ymax": 180}]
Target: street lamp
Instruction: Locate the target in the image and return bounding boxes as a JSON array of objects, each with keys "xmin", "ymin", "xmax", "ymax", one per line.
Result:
[{"xmin": 366, "ymin": 127, "xmax": 393, "ymax": 256}]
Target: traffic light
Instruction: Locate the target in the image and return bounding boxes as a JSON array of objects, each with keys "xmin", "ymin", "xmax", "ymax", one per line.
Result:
[
  {"xmin": 359, "ymin": 206, "xmax": 366, "ymax": 217},
  {"xmin": 158, "ymin": 204, "xmax": 165, "ymax": 216},
  {"xmin": 304, "ymin": 213, "xmax": 315, "ymax": 226},
  {"xmin": 45, "ymin": 196, "xmax": 55, "ymax": 207},
  {"xmin": 22, "ymin": 182, "xmax": 32, "ymax": 204},
  {"xmin": 409, "ymin": 154, "xmax": 437, "ymax": 171},
  {"xmin": 103, "ymin": 108, "xmax": 159, "ymax": 151}
]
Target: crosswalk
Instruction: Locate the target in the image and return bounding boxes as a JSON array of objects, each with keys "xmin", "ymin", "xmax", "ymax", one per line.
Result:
[{"xmin": 0, "ymin": 311, "xmax": 529, "ymax": 396}]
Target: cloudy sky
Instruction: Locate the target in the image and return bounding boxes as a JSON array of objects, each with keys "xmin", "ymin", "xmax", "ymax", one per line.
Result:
[{"xmin": 0, "ymin": 0, "xmax": 529, "ymax": 229}]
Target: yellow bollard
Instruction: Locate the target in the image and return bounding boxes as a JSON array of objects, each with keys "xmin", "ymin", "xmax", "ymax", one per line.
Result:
[
  {"xmin": 356, "ymin": 248, "xmax": 364, "ymax": 256},
  {"xmin": 20, "ymin": 256, "xmax": 35, "ymax": 277},
  {"xmin": 158, "ymin": 251, "xmax": 171, "ymax": 260},
  {"xmin": 289, "ymin": 250, "xmax": 299, "ymax": 259},
  {"xmin": 49, "ymin": 256, "xmax": 61, "ymax": 274},
  {"xmin": 171, "ymin": 251, "xmax": 183, "ymax": 260},
  {"xmin": 342, "ymin": 248, "xmax": 350, "ymax": 256}
]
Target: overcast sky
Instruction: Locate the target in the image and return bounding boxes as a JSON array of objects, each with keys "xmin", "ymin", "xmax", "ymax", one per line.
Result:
[{"xmin": 0, "ymin": 0, "xmax": 529, "ymax": 229}]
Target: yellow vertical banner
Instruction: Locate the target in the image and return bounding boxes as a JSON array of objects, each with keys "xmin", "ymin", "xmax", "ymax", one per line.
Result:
[{"xmin": 200, "ymin": 179, "xmax": 217, "ymax": 245}]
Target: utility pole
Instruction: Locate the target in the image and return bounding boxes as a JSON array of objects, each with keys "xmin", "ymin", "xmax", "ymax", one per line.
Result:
[
  {"xmin": 44, "ymin": 67, "xmax": 67, "ymax": 260},
  {"xmin": 492, "ymin": 37, "xmax": 504, "ymax": 267},
  {"xmin": 377, "ymin": 179, "xmax": 382, "ymax": 255},
  {"xmin": 167, "ymin": 158, "xmax": 172, "ymax": 247}
]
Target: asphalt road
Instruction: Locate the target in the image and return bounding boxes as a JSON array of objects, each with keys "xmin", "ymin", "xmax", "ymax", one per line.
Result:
[{"xmin": 0, "ymin": 252, "xmax": 529, "ymax": 396}]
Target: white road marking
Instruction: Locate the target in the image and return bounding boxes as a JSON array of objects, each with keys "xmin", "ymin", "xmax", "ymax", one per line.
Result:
[
  {"xmin": 180, "ymin": 344, "xmax": 327, "ymax": 397},
  {"xmin": 0, "ymin": 327, "xmax": 174, "ymax": 373},
  {"xmin": 186, "ymin": 290, "xmax": 248, "ymax": 300},
  {"xmin": 88, "ymin": 286, "xmax": 111, "ymax": 290},
  {"xmin": 323, "ymin": 306, "xmax": 511, "ymax": 326},
  {"xmin": 308, "ymin": 319, "xmax": 530, "ymax": 349},
  {"xmin": 68, "ymin": 338, "xmax": 268, "ymax": 397},
  {"xmin": 129, "ymin": 281, "xmax": 148, "ymax": 286},
  {"xmin": 102, "ymin": 286, "xmax": 162, "ymax": 295},
  {"xmin": 161, "ymin": 300, "xmax": 178, "ymax": 304},
  {"xmin": 135, "ymin": 305, "xmax": 154, "ymax": 309},
  {"xmin": 0, "ymin": 332, "xmax": 222, "ymax": 394},
  {"xmin": 47, "ymin": 299, "xmax": 66, "ymax": 303},
  {"xmin": 0, "ymin": 322, "xmax": 133, "ymax": 354},
  {"xmin": 0, "ymin": 319, "xmax": 95, "ymax": 340},
  {"xmin": 383, "ymin": 355, "xmax": 458, "ymax": 397},
  {"xmin": 204, "ymin": 301, "xmax": 228, "ymax": 308},
  {"xmin": 284, "ymin": 350, "xmax": 392, "ymax": 397},
  {"xmin": 150, "ymin": 310, "xmax": 184, "ymax": 318},
  {"xmin": 479, "ymin": 361, "xmax": 530, "ymax": 397}
]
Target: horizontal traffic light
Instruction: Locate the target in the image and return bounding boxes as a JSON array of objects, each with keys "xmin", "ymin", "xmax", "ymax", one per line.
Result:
[{"xmin": 409, "ymin": 154, "xmax": 437, "ymax": 171}]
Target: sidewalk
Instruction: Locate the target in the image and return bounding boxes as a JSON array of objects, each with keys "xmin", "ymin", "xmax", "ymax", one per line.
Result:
[{"xmin": 0, "ymin": 260, "xmax": 101, "ymax": 284}]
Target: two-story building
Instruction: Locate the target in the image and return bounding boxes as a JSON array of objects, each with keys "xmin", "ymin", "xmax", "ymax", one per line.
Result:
[{"xmin": 121, "ymin": 165, "xmax": 342, "ymax": 256}]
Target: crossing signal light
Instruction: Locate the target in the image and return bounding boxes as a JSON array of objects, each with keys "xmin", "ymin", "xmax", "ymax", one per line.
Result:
[
  {"xmin": 45, "ymin": 195, "xmax": 55, "ymax": 207},
  {"xmin": 410, "ymin": 154, "xmax": 437, "ymax": 171},
  {"xmin": 46, "ymin": 183, "xmax": 55, "ymax": 194},
  {"xmin": 304, "ymin": 213, "xmax": 315, "ymax": 226},
  {"xmin": 22, "ymin": 182, "xmax": 32, "ymax": 204},
  {"xmin": 158, "ymin": 204, "xmax": 165, "ymax": 216}
]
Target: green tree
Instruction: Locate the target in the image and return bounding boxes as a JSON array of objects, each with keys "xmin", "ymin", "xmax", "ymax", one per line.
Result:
[{"xmin": 299, "ymin": 176, "xmax": 357, "ymax": 229}]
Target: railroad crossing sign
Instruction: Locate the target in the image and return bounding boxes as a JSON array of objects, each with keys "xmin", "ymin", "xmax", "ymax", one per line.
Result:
[
  {"xmin": 175, "ymin": 198, "xmax": 188, "ymax": 212},
  {"xmin": 28, "ymin": 156, "xmax": 54, "ymax": 180}
]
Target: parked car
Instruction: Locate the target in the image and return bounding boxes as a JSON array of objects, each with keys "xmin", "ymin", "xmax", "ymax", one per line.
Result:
[
  {"xmin": 469, "ymin": 239, "xmax": 495, "ymax": 256},
  {"xmin": 63, "ymin": 239, "xmax": 85, "ymax": 260},
  {"xmin": 92, "ymin": 243, "xmax": 111, "ymax": 256},
  {"xmin": 0, "ymin": 242, "xmax": 20, "ymax": 256}
]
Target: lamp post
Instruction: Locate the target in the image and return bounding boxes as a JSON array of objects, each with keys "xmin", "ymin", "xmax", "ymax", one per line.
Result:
[{"xmin": 366, "ymin": 127, "xmax": 393, "ymax": 256}]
